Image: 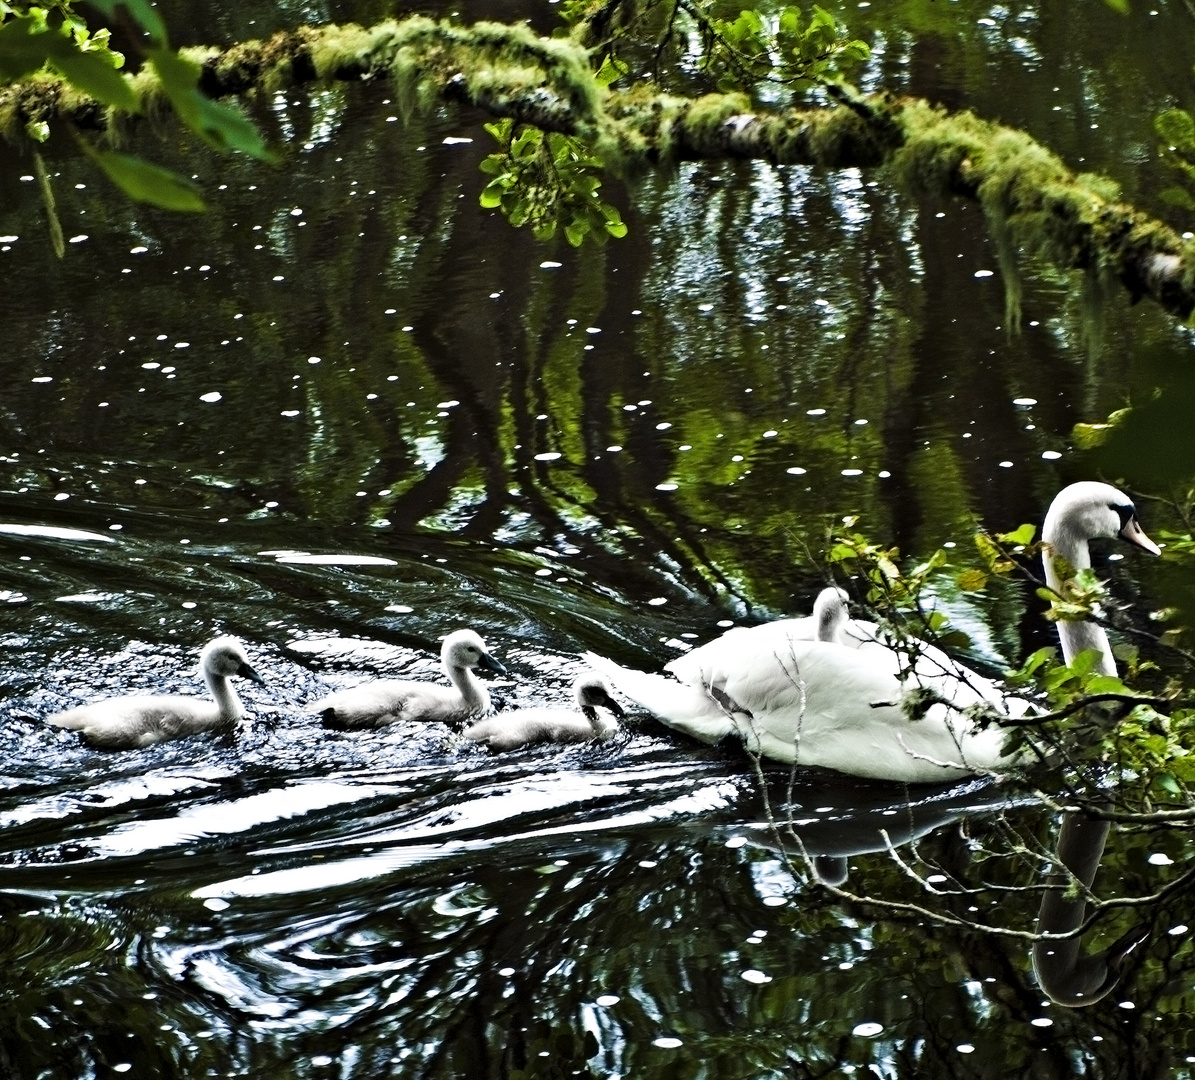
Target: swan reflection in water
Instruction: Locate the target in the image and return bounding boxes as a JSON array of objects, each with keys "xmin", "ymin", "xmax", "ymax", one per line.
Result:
[{"xmin": 741, "ymin": 773, "xmax": 1148, "ymax": 1008}]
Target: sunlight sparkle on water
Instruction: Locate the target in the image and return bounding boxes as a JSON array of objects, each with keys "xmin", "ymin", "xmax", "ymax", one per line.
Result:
[{"xmin": 852, "ymin": 1023, "xmax": 882, "ymax": 1037}]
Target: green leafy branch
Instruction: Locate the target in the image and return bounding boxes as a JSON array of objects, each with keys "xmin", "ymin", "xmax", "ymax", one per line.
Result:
[
  {"xmin": 827, "ymin": 521, "xmax": 972, "ymax": 652},
  {"xmin": 1154, "ymin": 105, "xmax": 1195, "ymax": 215},
  {"xmin": 686, "ymin": 3, "xmax": 869, "ymax": 94},
  {"xmin": 1, "ymin": 0, "xmax": 272, "ymax": 241},
  {"xmin": 827, "ymin": 512, "xmax": 1195, "ymax": 805},
  {"xmin": 479, "ymin": 116, "xmax": 627, "ymax": 246}
]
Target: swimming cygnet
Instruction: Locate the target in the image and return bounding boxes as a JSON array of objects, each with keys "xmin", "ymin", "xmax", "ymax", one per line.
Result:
[
  {"xmin": 463, "ymin": 672, "xmax": 624, "ymax": 751},
  {"xmin": 45, "ymin": 636, "xmax": 265, "ymax": 751},
  {"xmin": 310, "ymin": 628, "xmax": 507, "ymax": 729}
]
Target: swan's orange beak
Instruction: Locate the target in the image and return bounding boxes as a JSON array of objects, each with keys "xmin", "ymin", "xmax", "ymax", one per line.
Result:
[{"xmin": 1120, "ymin": 515, "xmax": 1161, "ymax": 557}]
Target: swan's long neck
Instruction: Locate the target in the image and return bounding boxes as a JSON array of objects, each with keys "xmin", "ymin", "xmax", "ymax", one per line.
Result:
[
  {"xmin": 1032, "ymin": 813, "xmax": 1116, "ymax": 1005},
  {"xmin": 204, "ymin": 668, "xmax": 246, "ymax": 722},
  {"xmin": 446, "ymin": 662, "xmax": 491, "ymax": 712},
  {"xmin": 1043, "ymin": 517, "xmax": 1116, "ymax": 676}
]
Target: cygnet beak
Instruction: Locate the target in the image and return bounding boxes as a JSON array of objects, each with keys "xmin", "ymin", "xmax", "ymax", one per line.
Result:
[
  {"xmin": 478, "ymin": 651, "xmax": 508, "ymax": 677},
  {"xmin": 238, "ymin": 661, "xmax": 267, "ymax": 686}
]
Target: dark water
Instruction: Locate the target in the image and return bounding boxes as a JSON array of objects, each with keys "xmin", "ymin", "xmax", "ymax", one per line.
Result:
[{"xmin": 3, "ymin": 1, "xmax": 1195, "ymax": 1076}]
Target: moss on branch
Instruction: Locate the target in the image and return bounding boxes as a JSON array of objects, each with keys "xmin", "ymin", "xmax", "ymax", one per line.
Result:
[{"xmin": 2, "ymin": 14, "xmax": 1194, "ymax": 320}]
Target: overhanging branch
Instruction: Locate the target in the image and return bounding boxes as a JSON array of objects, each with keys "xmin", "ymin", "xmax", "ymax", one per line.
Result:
[{"xmin": 2, "ymin": 15, "xmax": 1194, "ymax": 320}]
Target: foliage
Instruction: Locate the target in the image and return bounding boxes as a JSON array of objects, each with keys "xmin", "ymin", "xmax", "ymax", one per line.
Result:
[
  {"xmin": 0, "ymin": 1, "xmax": 269, "ymax": 228},
  {"xmin": 1155, "ymin": 104, "xmax": 1195, "ymax": 215},
  {"xmin": 692, "ymin": 3, "xmax": 870, "ymax": 93},
  {"xmin": 828, "ymin": 510, "xmax": 1195, "ymax": 812},
  {"xmin": 479, "ymin": 117, "xmax": 627, "ymax": 246}
]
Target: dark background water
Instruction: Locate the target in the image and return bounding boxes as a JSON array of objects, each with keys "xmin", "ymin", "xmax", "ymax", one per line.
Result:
[{"xmin": 2, "ymin": 1, "xmax": 1195, "ymax": 1076}]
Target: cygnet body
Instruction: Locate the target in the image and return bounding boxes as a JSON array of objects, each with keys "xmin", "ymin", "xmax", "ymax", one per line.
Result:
[
  {"xmin": 464, "ymin": 672, "xmax": 624, "ymax": 751},
  {"xmin": 311, "ymin": 629, "xmax": 507, "ymax": 729},
  {"xmin": 45, "ymin": 636, "xmax": 265, "ymax": 751}
]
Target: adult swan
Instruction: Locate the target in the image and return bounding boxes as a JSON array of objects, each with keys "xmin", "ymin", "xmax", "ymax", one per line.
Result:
[
  {"xmin": 583, "ymin": 481, "xmax": 1160, "ymax": 784},
  {"xmin": 1031, "ymin": 480, "xmax": 1159, "ymax": 1005}
]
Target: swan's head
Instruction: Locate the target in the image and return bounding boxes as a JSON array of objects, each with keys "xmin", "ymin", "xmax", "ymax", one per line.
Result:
[
  {"xmin": 200, "ymin": 636, "xmax": 266, "ymax": 685},
  {"xmin": 573, "ymin": 672, "xmax": 625, "ymax": 717},
  {"xmin": 1043, "ymin": 482, "xmax": 1161, "ymax": 556},
  {"xmin": 441, "ymin": 629, "xmax": 508, "ymax": 675},
  {"xmin": 812, "ymin": 586, "xmax": 850, "ymax": 643},
  {"xmin": 1038, "ymin": 922, "xmax": 1150, "ymax": 1008}
]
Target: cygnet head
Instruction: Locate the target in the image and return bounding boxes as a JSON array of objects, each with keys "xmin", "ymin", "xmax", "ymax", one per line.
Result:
[
  {"xmin": 813, "ymin": 587, "xmax": 850, "ymax": 643},
  {"xmin": 200, "ymin": 636, "xmax": 265, "ymax": 685},
  {"xmin": 574, "ymin": 672, "xmax": 625, "ymax": 717},
  {"xmin": 441, "ymin": 629, "xmax": 508, "ymax": 676},
  {"xmin": 1043, "ymin": 481, "xmax": 1160, "ymax": 555}
]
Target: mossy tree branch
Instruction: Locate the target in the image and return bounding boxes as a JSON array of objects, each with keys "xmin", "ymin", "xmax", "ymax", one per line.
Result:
[{"xmin": 3, "ymin": 15, "xmax": 1194, "ymax": 321}]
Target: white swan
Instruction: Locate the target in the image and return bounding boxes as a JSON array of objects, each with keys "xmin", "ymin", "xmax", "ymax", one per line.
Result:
[
  {"xmin": 310, "ymin": 629, "xmax": 507, "ymax": 729},
  {"xmin": 463, "ymin": 672, "xmax": 624, "ymax": 751},
  {"xmin": 45, "ymin": 636, "xmax": 265, "ymax": 751},
  {"xmin": 583, "ymin": 482, "xmax": 1159, "ymax": 783},
  {"xmin": 1030, "ymin": 480, "xmax": 1159, "ymax": 1006}
]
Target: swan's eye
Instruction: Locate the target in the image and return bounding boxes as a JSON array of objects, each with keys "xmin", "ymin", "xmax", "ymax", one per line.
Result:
[{"xmin": 1110, "ymin": 503, "xmax": 1137, "ymax": 531}]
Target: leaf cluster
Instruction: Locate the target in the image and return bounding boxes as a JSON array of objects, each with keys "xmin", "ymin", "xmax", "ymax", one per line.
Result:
[
  {"xmin": 1, "ymin": 1, "xmax": 270, "ymax": 225},
  {"xmin": 694, "ymin": 3, "xmax": 869, "ymax": 94},
  {"xmin": 827, "ymin": 519, "xmax": 971, "ymax": 651},
  {"xmin": 829, "ymin": 512, "xmax": 1195, "ymax": 809},
  {"xmin": 1155, "ymin": 105, "xmax": 1195, "ymax": 215},
  {"xmin": 479, "ymin": 117, "xmax": 627, "ymax": 246}
]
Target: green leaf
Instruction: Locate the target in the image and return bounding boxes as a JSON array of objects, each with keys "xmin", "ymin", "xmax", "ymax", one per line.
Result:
[
  {"xmin": 149, "ymin": 48, "xmax": 272, "ymax": 159},
  {"xmin": 1160, "ymin": 185, "xmax": 1195, "ymax": 211},
  {"xmin": 1157, "ymin": 772, "xmax": 1182, "ymax": 796},
  {"xmin": 1020, "ymin": 646, "xmax": 1056, "ymax": 677},
  {"xmin": 33, "ymin": 150, "xmax": 64, "ymax": 259},
  {"xmin": 997, "ymin": 523, "xmax": 1036, "ymax": 547},
  {"xmin": 51, "ymin": 48, "xmax": 138, "ymax": 112},
  {"xmin": 91, "ymin": 150, "xmax": 206, "ymax": 211},
  {"xmin": 1085, "ymin": 674, "xmax": 1131, "ymax": 696},
  {"xmin": 479, "ymin": 181, "xmax": 504, "ymax": 209},
  {"xmin": 594, "ymin": 54, "xmax": 628, "ymax": 88},
  {"xmin": 810, "ymin": 5, "xmax": 838, "ymax": 31},
  {"xmin": 83, "ymin": 0, "xmax": 168, "ymax": 43},
  {"xmin": 0, "ymin": 14, "xmax": 56, "ymax": 82},
  {"xmin": 564, "ymin": 219, "xmax": 588, "ymax": 246},
  {"xmin": 955, "ymin": 568, "xmax": 987, "ymax": 592},
  {"xmin": 1156, "ymin": 108, "xmax": 1195, "ymax": 151}
]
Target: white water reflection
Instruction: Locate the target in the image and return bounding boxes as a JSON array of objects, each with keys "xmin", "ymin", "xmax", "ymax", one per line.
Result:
[{"xmin": 0, "ymin": 523, "xmax": 115, "ymax": 543}]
